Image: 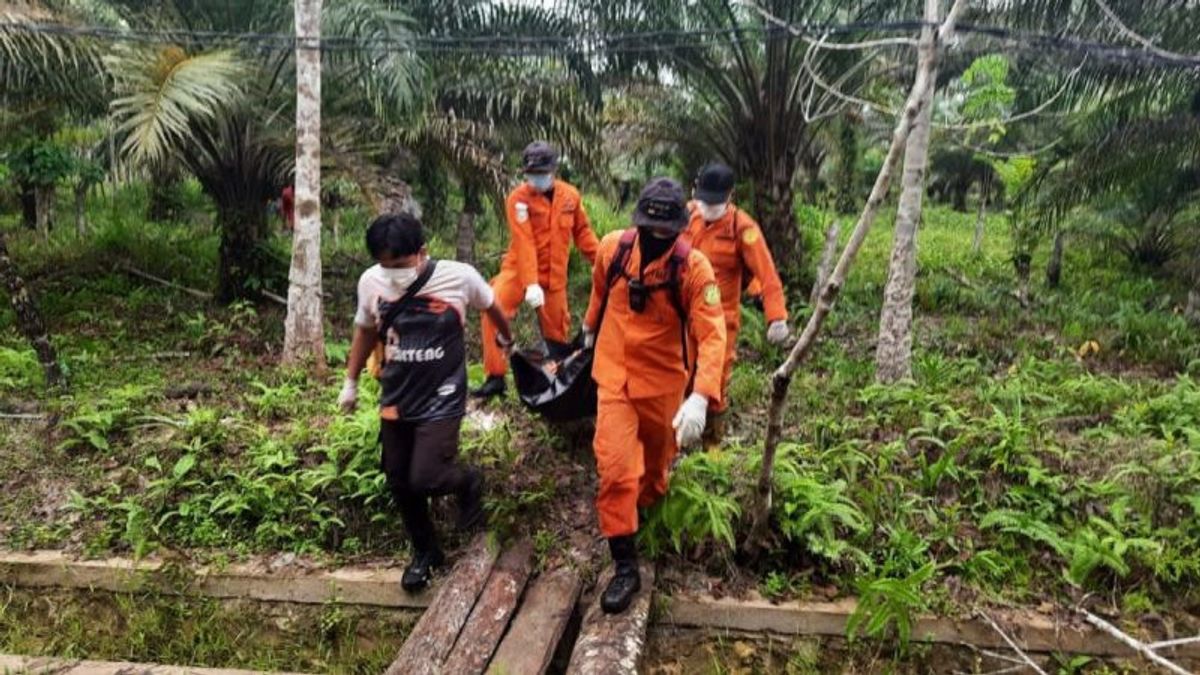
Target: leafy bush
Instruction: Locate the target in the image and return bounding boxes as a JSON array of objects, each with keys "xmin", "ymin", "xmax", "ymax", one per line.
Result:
[{"xmin": 640, "ymin": 450, "xmax": 741, "ymax": 557}]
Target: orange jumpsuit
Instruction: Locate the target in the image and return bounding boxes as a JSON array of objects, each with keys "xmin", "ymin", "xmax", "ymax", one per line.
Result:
[
  {"xmin": 683, "ymin": 205, "xmax": 787, "ymax": 413},
  {"xmin": 482, "ymin": 179, "xmax": 599, "ymax": 376},
  {"xmin": 584, "ymin": 230, "xmax": 727, "ymax": 538}
]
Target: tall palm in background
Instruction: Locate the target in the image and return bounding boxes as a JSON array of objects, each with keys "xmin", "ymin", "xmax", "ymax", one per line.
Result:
[
  {"xmin": 998, "ymin": 0, "xmax": 1200, "ymax": 313},
  {"xmin": 576, "ymin": 0, "xmax": 910, "ymax": 283},
  {"xmin": 103, "ymin": 0, "xmax": 420, "ymax": 301},
  {"xmin": 397, "ymin": 0, "xmax": 602, "ymax": 266}
]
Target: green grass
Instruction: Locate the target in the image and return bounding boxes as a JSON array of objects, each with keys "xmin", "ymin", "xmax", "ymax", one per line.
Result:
[
  {"xmin": 2, "ymin": 186, "xmax": 1200, "ymax": 655},
  {"xmin": 0, "ymin": 587, "xmax": 415, "ymax": 674}
]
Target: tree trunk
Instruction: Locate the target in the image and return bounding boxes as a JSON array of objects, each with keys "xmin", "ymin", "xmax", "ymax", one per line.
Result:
[
  {"xmin": 216, "ymin": 203, "xmax": 272, "ymax": 303},
  {"xmin": 34, "ymin": 185, "xmax": 54, "ymax": 242},
  {"xmin": 1186, "ymin": 263, "xmax": 1199, "ymax": 324},
  {"xmin": 74, "ymin": 183, "xmax": 88, "ymax": 236},
  {"xmin": 752, "ymin": 165, "xmax": 803, "ymax": 288},
  {"xmin": 282, "ymin": 0, "xmax": 326, "ymax": 370},
  {"xmin": 1013, "ymin": 252, "xmax": 1032, "ymax": 306},
  {"xmin": 874, "ymin": 0, "xmax": 940, "ymax": 385},
  {"xmin": 0, "ymin": 230, "xmax": 64, "ymax": 388},
  {"xmin": 456, "ymin": 182, "xmax": 481, "ymax": 266},
  {"xmin": 973, "ymin": 175, "xmax": 989, "ymax": 254},
  {"xmin": 1046, "ymin": 229, "xmax": 1065, "ymax": 288},
  {"xmin": 331, "ymin": 209, "xmax": 341, "ymax": 248},
  {"xmin": 809, "ymin": 220, "xmax": 840, "ymax": 307},
  {"xmin": 20, "ymin": 182, "xmax": 37, "ymax": 230},
  {"xmin": 835, "ymin": 118, "xmax": 859, "ymax": 215},
  {"xmin": 747, "ymin": 0, "xmax": 965, "ymax": 553}
]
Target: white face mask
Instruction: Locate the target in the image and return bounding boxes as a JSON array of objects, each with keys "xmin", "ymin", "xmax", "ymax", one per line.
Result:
[
  {"xmin": 525, "ymin": 173, "xmax": 554, "ymax": 192},
  {"xmin": 379, "ymin": 261, "xmax": 421, "ymax": 286},
  {"xmin": 699, "ymin": 202, "xmax": 728, "ymax": 222}
]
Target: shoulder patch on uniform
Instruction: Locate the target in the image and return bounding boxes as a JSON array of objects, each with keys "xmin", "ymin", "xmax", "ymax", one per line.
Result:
[
  {"xmin": 515, "ymin": 202, "xmax": 529, "ymax": 223},
  {"xmin": 742, "ymin": 228, "xmax": 760, "ymax": 245},
  {"xmin": 704, "ymin": 284, "xmax": 721, "ymax": 306}
]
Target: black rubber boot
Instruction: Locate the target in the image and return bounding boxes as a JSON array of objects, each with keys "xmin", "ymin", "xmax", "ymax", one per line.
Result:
[
  {"xmin": 471, "ymin": 375, "xmax": 506, "ymax": 399},
  {"xmin": 456, "ymin": 469, "xmax": 486, "ymax": 532},
  {"xmin": 401, "ymin": 547, "xmax": 444, "ymax": 593},
  {"xmin": 600, "ymin": 535, "xmax": 641, "ymax": 614}
]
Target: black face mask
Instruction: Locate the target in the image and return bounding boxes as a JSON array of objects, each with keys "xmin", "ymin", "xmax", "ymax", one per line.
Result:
[{"xmin": 637, "ymin": 227, "xmax": 676, "ymax": 274}]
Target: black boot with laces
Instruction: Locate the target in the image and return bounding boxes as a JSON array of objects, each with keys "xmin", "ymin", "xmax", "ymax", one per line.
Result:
[
  {"xmin": 600, "ymin": 535, "xmax": 641, "ymax": 614},
  {"xmin": 401, "ymin": 548, "xmax": 445, "ymax": 593}
]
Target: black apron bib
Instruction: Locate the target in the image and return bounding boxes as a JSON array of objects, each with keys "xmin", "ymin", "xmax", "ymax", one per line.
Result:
[{"xmin": 378, "ymin": 293, "xmax": 467, "ymax": 422}]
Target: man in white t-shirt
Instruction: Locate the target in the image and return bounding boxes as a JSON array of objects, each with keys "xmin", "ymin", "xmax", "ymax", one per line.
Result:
[{"xmin": 338, "ymin": 213, "xmax": 513, "ymax": 592}]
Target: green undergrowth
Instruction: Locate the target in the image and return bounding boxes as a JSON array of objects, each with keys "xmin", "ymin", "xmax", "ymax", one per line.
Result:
[
  {"xmin": 0, "ymin": 587, "xmax": 414, "ymax": 674},
  {"xmin": 3, "ymin": 189, "xmax": 1200, "ymax": 652}
]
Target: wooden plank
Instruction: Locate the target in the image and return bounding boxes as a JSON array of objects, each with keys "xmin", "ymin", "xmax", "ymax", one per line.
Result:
[
  {"xmin": 565, "ymin": 562, "xmax": 656, "ymax": 675},
  {"xmin": 487, "ymin": 567, "xmax": 582, "ymax": 675},
  {"xmin": 0, "ymin": 654, "xmax": 312, "ymax": 674},
  {"xmin": 441, "ymin": 541, "xmax": 535, "ymax": 675},
  {"xmin": 386, "ymin": 536, "xmax": 498, "ymax": 675},
  {"xmin": 661, "ymin": 593, "xmax": 1200, "ymax": 660},
  {"xmin": 0, "ymin": 551, "xmax": 432, "ymax": 609}
]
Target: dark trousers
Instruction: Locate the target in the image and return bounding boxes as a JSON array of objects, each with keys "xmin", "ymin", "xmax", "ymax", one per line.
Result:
[{"xmin": 380, "ymin": 416, "xmax": 473, "ymax": 553}]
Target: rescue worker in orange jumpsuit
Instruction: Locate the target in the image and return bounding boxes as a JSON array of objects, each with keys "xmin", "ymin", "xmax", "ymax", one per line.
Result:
[
  {"xmin": 473, "ymin": 141, "xmax": 600, "ymax": 398},
  {"xmin": 581, "ymin": 177, "xmax": 727, "ymax": 614},
  {"xmin": 685, "ymin": 163, "xmax": 790, "ymax": 447}
]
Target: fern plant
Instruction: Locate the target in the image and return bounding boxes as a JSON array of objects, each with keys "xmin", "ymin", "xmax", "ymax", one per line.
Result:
[{"xmin": 846, "ymin": 562, "xmax": 935, "ymax": 649}]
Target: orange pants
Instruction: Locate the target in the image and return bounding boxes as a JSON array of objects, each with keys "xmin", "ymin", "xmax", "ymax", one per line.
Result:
[
  {"xmin": 593, "ymin": 386, "xmax": 684, "ymax": 538},
  {"xmin": 711, "ymin": 324, "xmax": 738, "ymax": 414},
  {"xmin": 481, "ymin": 269, "xmax": 570, "ymax": 377}
]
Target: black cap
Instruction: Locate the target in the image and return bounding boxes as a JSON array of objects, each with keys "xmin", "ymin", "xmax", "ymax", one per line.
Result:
[
  {"xmin": 632, "ymin": 177, "xmax": 688, "ymax": 231},
  {"xmin": 694, "ymin": 162, "xmax": 735, "ymax": 204},
  {"xmin": 522, "ymin": 141, "xmax": 559, "ymax": 172}
]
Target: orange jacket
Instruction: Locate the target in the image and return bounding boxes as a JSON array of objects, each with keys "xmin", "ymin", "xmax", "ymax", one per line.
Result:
[
  {"xmin": 502, "ymin": 179, "xmax": 599, "ymax": 292},
  {"xmin": 684, "ymin": 204, "xmax": 787, "ymax": 329},
  {"xmin": 584, "ymin": 230, "xmax": 727, "ymax": 402}
]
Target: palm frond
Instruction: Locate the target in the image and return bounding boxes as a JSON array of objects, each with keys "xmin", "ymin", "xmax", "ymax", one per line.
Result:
[
  {"xmin": 106, "ymin": 45, "xmax": 247, "ymax": 165},
  {"xmin": 323, "ymin": 0, "xmax": 423, "ymax": 121}
]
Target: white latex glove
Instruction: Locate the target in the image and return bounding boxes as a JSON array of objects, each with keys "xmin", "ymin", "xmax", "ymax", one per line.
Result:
[
  {"xmin": 672, "ymin": 393, "xmax": 709, "ymax": 447},
  {"xmin": 337, "ymin": 377, "xmax": 358, "ymax": 413},
  {"xmin": 582, "ymin": 326, "xmax": 595, "ymax": 349},
  {"xmin": 524, "ymin": 284, "xmax": 545, "ymax": 309},
  {"xmin": 767, "ymin": 320, "xmax": 790, "ymax": 345}
]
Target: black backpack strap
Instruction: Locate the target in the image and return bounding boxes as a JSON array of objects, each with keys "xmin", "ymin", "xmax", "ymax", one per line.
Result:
[
  {"xmin": 377, "ymin": 259, "xmax": 438, "ymax": 342},
  {"xmin": 592, "ymin": 229, "xmax": 637, "ymax": 337},
  {"xmin": 664, "ymin": 242, "xmax": 691, "ymax": 375}
]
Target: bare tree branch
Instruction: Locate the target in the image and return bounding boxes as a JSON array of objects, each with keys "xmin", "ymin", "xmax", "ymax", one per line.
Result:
[
  {"xmin": 1147, "ymin": 636, "xmax": 1200, "ymax": 651},
  {"xmin": 1081, "ymin": 610, "xmax": 1192, "ymax": 675},
  {"xmin": 1093, "ymin": 0, "xmax": 1200, "ymax": 64},
  {"xmin": 740, "ymin": 0, "xmax": 920, "ymax": 50},
  {"xmin": 978, "ymin": 611, "xmax": 1048, "ymax": 675}
]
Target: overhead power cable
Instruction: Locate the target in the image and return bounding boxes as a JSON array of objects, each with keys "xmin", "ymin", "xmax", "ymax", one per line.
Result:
[{"xmin": 1, "ymin": 17, "xmax": 1199, "ymax": 69}]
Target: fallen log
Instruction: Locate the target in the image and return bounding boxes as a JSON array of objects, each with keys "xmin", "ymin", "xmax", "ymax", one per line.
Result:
[
  {"xmin": 121, "ymin": 265, "xmax": 212, "ymax": 301},
  {"xmin": 441, "ymin": 540, "xmax": 534, "ymax": 675},
  {"xmin": 488, "ymin": 567, "xmax": 582, "ymax": 675},
  {"xmin": 386, "ymin": 536, "xmax": 497, "ymax": 675},
  {"xmin": 566, "ymin": 562, "xmax": 656, "ymax": 675}
]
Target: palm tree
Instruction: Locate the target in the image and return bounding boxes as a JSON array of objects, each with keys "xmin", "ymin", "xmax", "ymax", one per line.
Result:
[
  {"xmin": 393, "ymin": 0, "xmax": 603, "ymax": 265},
  {"xmin": 1005, "ymin": 1, "xmax": 1200, "ymax": 306},
  {"xmin": 576, "ymin": 0, "xmax": 911, "ymax": 283},
  {"xmin": 105, "ymin": 0, "xmax": 420, "ymax": 301}
]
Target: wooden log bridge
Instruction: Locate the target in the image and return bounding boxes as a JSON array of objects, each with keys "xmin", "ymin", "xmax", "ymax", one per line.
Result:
[{"xmin": 384, "ymin": 538, "xmax": 655, "ymax": 675}]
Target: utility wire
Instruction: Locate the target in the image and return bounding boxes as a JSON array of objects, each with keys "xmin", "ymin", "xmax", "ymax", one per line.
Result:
[{"xmin": 2, "ymin": 17, "xmax": 1200, "ymax": 69}]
